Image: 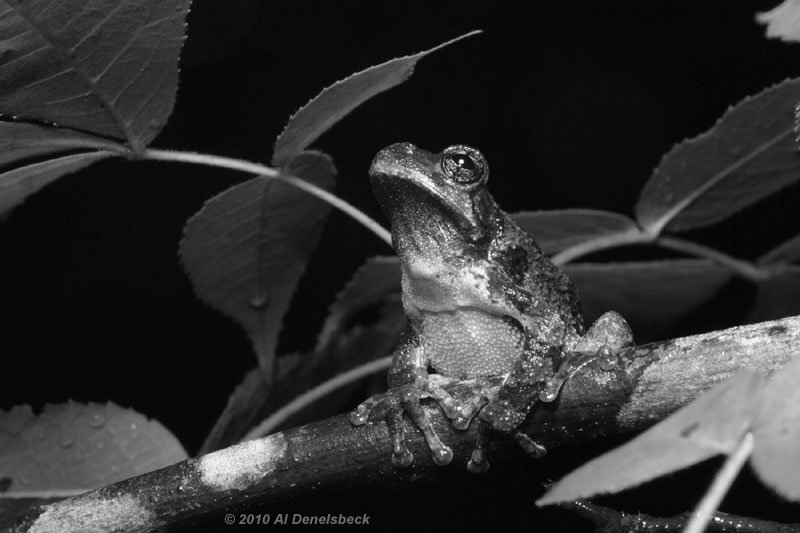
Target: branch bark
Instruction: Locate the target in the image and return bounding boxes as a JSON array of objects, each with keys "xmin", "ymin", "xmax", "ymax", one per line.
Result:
[{"xmin": 8, "ymin": 316, "xmax": 800, "ymax": 533}]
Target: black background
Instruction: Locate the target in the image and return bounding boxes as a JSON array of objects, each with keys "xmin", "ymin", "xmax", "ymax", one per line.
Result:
[{"xmin": 1, "ymin": 1, "xmax": 799, "ymax": 531}]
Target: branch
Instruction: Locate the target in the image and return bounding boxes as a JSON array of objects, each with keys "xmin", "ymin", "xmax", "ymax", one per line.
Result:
[{"xmin": 8, "ymin": 316, "xmax": 800, "ymax": 533}]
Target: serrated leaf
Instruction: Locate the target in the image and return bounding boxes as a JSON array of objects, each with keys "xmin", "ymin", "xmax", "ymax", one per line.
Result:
[
  {"xmin": 748, "ymin": 267, "xmax": 800, "ymax": 323},
  {"xmin": 201, "ymin": 257, "xmax": 405, "ymax": 453},
  {"xmin": 0, "ymin": 151, "xmax": 113, "ymax": 216},
  {"xmin": 179, "ymin": 151, "xmax": 335, "ymax": 379},
  {"xmin": 759, "ymin": 234, "xmax": 800, "ymax": 265},
  {"xmin": 202, "ymin": 308, "xmax": 404, "ymax": 453},
  {"xmin": 315, "ymin": 255, "xmax": 401, "ymax": 349},
  {"xmin": 539, "ymin": 370, "xmax": 762, "ymax": 505},
  {"xmin": 635, "ymin": 78, "xmax": 800, "ymax": 234},
  {"xmin": 757, "ymin": 0, "xmax": 800, "ymax": 42},
  {"xmin": 511, "ymin": 210, "xmax": 642, "ymax": 255},
  {"xmin": 0, "ymin": 122, "xmax": 124, "ymax": 167},
  {"xmin": 752, "ymin": 354, "xmax": 800, "ymax": 501},
  {"xmin": 0, "ymin": 402, "xmax": 186, "ymax": 522},
  {"xmin": 0, "ymin": 0, "xmax": 190, "ymax": 150},
  {"xmin": 272, "ymin": 31, "xmax": 480, "ymax": 167},
  {"xmin": 565, "ymin": 259, "xmax": 733, "ymax": 342},
  {"xmin": 199, "ymin": 366, "xmax": 268, "ymax": 455}
]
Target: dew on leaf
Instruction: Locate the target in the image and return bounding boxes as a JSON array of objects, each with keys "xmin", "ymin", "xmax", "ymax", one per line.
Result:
[
  {"xmin": 87, "ymin": 412, "xmax": 105, "ymax": 428},
  {"xmin": 248, "ymin": 294, "xmax": 269, "ymax": 310}
]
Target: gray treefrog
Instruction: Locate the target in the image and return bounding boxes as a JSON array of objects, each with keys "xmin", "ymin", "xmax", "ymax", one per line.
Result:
[{"xmin": 351, "ymin": 143, "xmax": 633, "ymax": 472}]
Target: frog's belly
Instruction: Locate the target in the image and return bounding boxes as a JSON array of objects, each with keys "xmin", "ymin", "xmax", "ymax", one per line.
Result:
[{"xmin": 421, "ymin": 309, "xmax": 524, "ymax": 379}]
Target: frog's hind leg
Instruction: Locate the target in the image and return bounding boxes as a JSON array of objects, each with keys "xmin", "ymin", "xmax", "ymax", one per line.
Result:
[{"xmin": 540, "ymin": 310, "xmax": 633, "ymax": 402}]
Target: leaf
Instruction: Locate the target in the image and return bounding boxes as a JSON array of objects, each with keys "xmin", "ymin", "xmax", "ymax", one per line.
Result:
[
  {"xmin": 0, "ymin": 122, "xmax": 123, "ymax": 167},
  {"xmin": 511, "ymin": 210, "xmax": 642, "ymax": 255},
  {"xmin": 757, "ymin": 0, "xmax": 800, "ymax": 42},
  {"xmin": 565, "ymin": 259, "xmax": 733, "ymax": 342},
  {"xmin": 635, "ymin": 78, "xmax": 800, "ymax": 234},
  {"xmin": 201, "ymin": 257, "xmax": 405, "ymax": 454},
  {"xmin": 752, "ymin": 354, "xmax": 800, "ymax": 501},
  {"xmin": 272, "ymin": 31, "xmax": 481, "ymax": 167},
  {"xmin": 0, "ymin": 402, "xmax": 186, "ymax": 523},
  {"xmin": 759, "ymin": 234, "xmax": 800, "ymax": 265},
  {"xmin": 0, "ymin": 0, "xmax": 190, "ymax": 150},
  {"xmin": 179, "ymin": 151, "xmax": 335, "ymax": 379},
  {"xmin": 315, "ymin": 255, "xmax": 401, "ymax": 349},
  {"xmin": 539, "ymin": 370, "xmax": 763, "ymax": 505},
  {"xmin": 748, "ymin": 267, "xmax": 800, "ymax": 323},
  {"xmin": 0, "ymin": 151, "xmax": 113, "ymax": 216},
  {"xmin": 199, "ymin": 366, "xmax": 269, "ymax": 455}
]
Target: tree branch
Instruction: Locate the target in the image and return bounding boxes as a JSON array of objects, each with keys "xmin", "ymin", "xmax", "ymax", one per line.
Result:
[{"xmin": 8, "ymin": 316, "xmax": 800, "ymax": 533}]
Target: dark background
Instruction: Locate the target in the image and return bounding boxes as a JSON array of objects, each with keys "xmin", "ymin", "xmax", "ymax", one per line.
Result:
[{"xmin": 1, "ymin": 1, "xmax": 799, "ymax": 531}]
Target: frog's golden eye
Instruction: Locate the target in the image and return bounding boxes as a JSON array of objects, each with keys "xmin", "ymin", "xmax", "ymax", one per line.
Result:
[{"xmin": 440, "ymin": 145, "xmax": 488, "ymax": 186}]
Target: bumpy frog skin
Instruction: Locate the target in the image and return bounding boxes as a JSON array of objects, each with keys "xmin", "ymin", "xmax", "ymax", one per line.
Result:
[{"xmin": 351, "ymin": 143, "xmax": 634, "ymax": 472}]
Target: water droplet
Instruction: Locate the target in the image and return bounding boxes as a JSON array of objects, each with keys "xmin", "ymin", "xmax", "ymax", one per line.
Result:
[
  {"xmin": 248, "ymin": 294, "xmax": 269, "ymax": 310},
  {"xmin": 18, "ymin": 474, "xmax": 30, "ymax": 485},
  {"xmin": 59, "ymin": 433, "xmax": 74, "ymax": 448},
  {"xmin": 87, "ymin": 412, "xmax": 105, "ymax": 428},
  {"xmin": 110, "ymin": 465, "xmax": 120, "ymax": 473}
]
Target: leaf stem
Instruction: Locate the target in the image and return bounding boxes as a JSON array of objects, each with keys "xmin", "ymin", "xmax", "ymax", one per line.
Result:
[
  {"xmin": 241, "ymin": 356, "xmax": 392, "ymax": 441},
  {"xmin": 656, "ymin": 237, "xmax": 771, "ymax": 282},
  {"xmin": 142, "ymin": 148, "xmax": 392, "ymax": 246},
  {"xmin": 683, "ymin": 432, "xmax": 754, "ymax": 533},
  {"xmin": 551, "ymin": 230, "xmax": 652, "ymax": 265},
  {"xmin": 552, "ymin": 229, "xmax": 774, "ymax": 283}
]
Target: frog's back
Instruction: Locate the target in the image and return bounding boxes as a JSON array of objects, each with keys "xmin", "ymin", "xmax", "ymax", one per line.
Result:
[{"xmin": 500, "ymin": 211, "xmax": 584, "ymax": 335}]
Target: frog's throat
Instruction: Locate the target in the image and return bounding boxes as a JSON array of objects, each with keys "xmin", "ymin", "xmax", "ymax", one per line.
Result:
[{"xmin": 371, "ymin": 170, "xmax": 488, "ymax": 239}]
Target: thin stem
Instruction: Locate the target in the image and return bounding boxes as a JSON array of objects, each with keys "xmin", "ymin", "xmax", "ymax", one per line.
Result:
[
  {"xmin": 551, "ymin": 229, "xmax": 774, "ymax": 283},
  {"xmin": 142, "ymin": 148, "xmax": 392, "ymax": 246},
  {"xmin": 551, "ymin": 230, "xmax": 653, "ymax": 266},
  {"xmin": 241, "ymin": 356, "xmax": 392, "ymax": 442},
  {"xmin": 657, "ymin": 237, "xmax": 771, "ymax": 282},
  {"xmin": 683, "ymin": 432, "xmax": 754, "ymax": 533}
]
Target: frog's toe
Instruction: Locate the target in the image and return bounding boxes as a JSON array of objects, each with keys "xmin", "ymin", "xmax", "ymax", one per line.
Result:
[
  {"xmin": 467, "ymin": 446, "xmax": 490, "ymax": 474},
  {"xmin": 404, "ymin": 399, "xmax": 453, "ymax": 465},
  {"xmin": 514, "ymin": 431, "xmax": 546, "ymax": 458},
  {"xmin": 385, "ymin": 404, "xmax": 414, "ymax": 467},
  {"xmin": 539, "ymin": 344, "xmax": 621, "ymax": 402},
  {"xmin": 466, "ymin": 423, "xmax": 492, "ymax": 474},
  {"xmin": 350, "ymin": 394, "xmax": 386, "ymax": 426}
]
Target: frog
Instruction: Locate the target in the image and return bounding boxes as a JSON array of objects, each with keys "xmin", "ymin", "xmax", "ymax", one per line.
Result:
[{"xmin": 350, "ymin": 143, "xmax": 634, "ymax": 472}]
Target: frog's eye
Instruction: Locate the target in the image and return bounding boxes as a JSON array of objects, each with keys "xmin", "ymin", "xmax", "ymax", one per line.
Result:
[{"xmin": 440, "ymin": 145, "xmax": 488, "ymax": 186}]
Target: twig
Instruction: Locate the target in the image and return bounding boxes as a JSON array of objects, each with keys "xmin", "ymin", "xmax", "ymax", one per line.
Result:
[{"xmin": 8, "ymin": 316, "xmax": 800, "ymax": 533}]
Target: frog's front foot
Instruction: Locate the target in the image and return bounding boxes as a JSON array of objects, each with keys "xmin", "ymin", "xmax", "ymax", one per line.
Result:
[{"xmin": 351, "ymin": 381, "xmax": 464, "ymax": 468}]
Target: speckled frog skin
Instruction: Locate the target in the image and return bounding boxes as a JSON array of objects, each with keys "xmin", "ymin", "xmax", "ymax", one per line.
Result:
[{"xmin": 351, "ymin": 143, "xmax": 633, "ymax": 472}]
